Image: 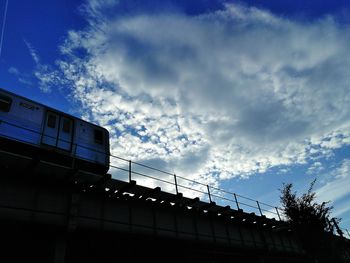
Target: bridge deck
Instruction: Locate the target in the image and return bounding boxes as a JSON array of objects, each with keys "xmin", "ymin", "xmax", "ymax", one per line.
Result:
[{"xmin": 1, "ymin": 149, "xmax": 348, "ymax": 262}]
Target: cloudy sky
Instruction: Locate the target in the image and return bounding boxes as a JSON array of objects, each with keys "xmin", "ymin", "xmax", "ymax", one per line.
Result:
[{"xmin": 1, "ymin": 0, "xmax": 350, "ymax": 231}]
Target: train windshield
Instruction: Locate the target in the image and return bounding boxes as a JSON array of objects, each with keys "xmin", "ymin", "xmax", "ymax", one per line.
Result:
[{"xmin": 94, "ymin": 129, "xmax": 104, "ymax": 144}]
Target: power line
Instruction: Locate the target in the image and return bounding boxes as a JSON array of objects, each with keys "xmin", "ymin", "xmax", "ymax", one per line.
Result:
[{"xmin": 0, "ymin": 0, "xmax": 9, "ymax": 58}]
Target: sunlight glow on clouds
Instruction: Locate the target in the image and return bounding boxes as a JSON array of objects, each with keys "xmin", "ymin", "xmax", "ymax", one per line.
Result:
[{"xmin": 38, "ymin": 1, "xmax": 350, "ymax": 187}]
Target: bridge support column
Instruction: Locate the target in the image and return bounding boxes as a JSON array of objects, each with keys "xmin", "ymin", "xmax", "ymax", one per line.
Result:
[{"xmin": 53, "ymin": 232, "xmax": 67, "ymax": 263}]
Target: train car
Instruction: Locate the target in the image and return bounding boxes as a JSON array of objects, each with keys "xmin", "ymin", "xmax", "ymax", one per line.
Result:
[{"xmin": 0, "ymin": 88, "xmax": 110, "ymax": 174}]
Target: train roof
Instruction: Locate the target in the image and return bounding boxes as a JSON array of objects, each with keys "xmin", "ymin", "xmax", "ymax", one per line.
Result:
[{"xmin": 0, "ymin": 87, "xmax": 109, "ymax": 133}]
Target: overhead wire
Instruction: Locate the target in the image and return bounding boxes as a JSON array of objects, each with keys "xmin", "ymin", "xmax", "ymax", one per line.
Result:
[{"xmin": 0, "ymin": 0, "xmax": 9, "ymax": 58}]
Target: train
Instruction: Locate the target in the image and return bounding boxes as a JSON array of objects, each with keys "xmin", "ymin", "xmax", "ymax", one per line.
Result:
[{"xmin": 0, "ymin": 88, "xmax": 110, "ymax": 174}]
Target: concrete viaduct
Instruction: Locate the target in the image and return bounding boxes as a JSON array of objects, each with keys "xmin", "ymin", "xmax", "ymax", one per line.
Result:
[{"xmin": 0, "ymin": 150, "xmax": 349, "ymax": 263}]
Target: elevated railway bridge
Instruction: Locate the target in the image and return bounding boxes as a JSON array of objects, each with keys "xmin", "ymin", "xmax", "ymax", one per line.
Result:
[{"xmin": 0, "ymin": 148, "xmax": 349, "ymax": 263}]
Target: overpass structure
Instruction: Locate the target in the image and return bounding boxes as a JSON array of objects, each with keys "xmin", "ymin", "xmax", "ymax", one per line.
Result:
[{"xmin": 0, "ymin": 149, "xmax": 349, "ymax": 263}]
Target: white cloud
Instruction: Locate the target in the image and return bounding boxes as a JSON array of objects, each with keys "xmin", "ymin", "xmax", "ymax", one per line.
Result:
[
  {"xmin": 335, "ymin": 159, "xmax": 350, "ymax": 179},
  {"xmin": 316, "ymin": 159, "xmax": 350, "ymax": 205},
  {"xmin": 34, "ymin": 64, "xmax": 63, "ymax": 93},
  {"xmin": 307, "ymin": 161, "xmax": 324, "ymax": 175},
  {"xmin": 23, "ymin": 39, "xmax": 59, "ymax": 93},
  {"xmin": 314, "ymin": 159, "xmax": 350, "ymax": 223},
  {"xmin": 37, "ymin": 2, "xmax": 350, "ymax": 189}
]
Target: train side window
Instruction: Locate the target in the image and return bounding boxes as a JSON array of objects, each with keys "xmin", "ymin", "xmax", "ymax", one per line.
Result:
[
  {"xmin": 62, "ymin": 119, "xmax": 71, "ymax": 133},
  {"xmin": 47, "ymin": 114, "xmax": 56, "ymax": 128},
  {"xmin": 0, "ymin": 95, "xmax": 12, "ymax": 112},
  {"xmin": 94, "ymin": 129, "xmax": 103, "ymax": 144}
]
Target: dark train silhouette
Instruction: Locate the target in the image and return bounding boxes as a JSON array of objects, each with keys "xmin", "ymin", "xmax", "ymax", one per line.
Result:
[{"xmin": 0, "ymin": 88, "xmax": 110, "ymax": 174}]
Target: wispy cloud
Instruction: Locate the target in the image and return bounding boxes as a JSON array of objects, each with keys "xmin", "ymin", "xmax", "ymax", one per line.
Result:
[
  {"xmin": 23, "ymin": 39, "xmax": 64, "ymax": 93},
  {"xmin": 307, "ymin": 161, "xmax": 324, "ymax": 175},
  {"xmin": 316, "ymin": 159, "xmax": 350, "ymax": 217},
  {"xmin": 36, "ymin": 1, "xmax": 350, "ymax": 187},
  {"xmin": 24, "ymin": 39, "xmax": 40, "ymax": 64},
  {"xmin": 8, "ymin": 67, "xmax": 33, "ymax": 85},
  {"xmin": 316, "ymin": 160, "xmax": 350, "ymax": 201},
  {"xmin": 34, "ymin": 64, "xmax": 63, "ymax": 93}
]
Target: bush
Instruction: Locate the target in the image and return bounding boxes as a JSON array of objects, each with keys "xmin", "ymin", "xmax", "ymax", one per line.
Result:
[
  {"xmin": 279, "ymin": 179, "xmax": 343, "ymax": 262},
  {"xmin": 280, "ymin": 179, "xmax": 339, "ymax": 233}
]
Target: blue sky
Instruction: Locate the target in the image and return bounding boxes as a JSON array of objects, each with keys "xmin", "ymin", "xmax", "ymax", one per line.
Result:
[{"xmin": 1, "ymin": 0, "xmax": 350, "ymax": 232}]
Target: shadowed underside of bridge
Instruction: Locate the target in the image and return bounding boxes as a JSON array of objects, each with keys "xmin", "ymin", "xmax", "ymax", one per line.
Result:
[
  {"xmin": 0, "ymin": 151, "xmax": 348, "ymax": 262},
  {"xmin": 1, "ymin": 223, "xmax": 308, "ymax": 263}
]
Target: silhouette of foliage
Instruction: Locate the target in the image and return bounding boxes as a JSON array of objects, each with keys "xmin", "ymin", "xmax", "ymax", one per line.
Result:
[
  {"xmin": 280, "ymin": 179, "xmax": 340, "ymax": 233},
  {"xmin": 279, "ymin": 179, "xmax": 345, "ymax": 262}
]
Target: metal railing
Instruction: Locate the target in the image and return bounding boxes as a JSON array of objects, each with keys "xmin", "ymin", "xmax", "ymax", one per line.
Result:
[
  {"xmin": 0, "ymin": 118, "xmax": 349, "ymax": 238},
  {"xmin": 108, "ymin": 155, "xmax": 283, "ymax": 218}
]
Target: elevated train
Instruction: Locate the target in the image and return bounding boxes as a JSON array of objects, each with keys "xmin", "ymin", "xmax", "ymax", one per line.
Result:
[{"xmin": 0, "ymin": 88, "xmax": 110, "ymax": 174}]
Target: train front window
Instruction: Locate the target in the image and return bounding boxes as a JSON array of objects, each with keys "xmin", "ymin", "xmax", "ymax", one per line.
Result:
[
  {"xmin": 0, "ymin": 95, "xmax": 12, "ymax": 112},
  {"xmin": 94, "ymin": 129, "xmax": 103, "ymax": 144},
  {"xmin": 47, "ymin": 114, "xmax": 56, "ymax": 128}
]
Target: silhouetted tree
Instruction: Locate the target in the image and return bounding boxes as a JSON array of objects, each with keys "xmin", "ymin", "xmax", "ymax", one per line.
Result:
[
  {"xmin": 280, "ymin": 179, "xmax": 339, "ymax": 232},
  {"xmin": 279, "ymin": 179, "xmax": 343, "ymax": 262}
]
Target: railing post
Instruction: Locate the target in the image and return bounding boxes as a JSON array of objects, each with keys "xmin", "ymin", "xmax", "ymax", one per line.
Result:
[
  {"xmin": 276, "ymin": 207, "xmax": 281, "ymax": 221},
  {"xmin": 332, "ymin": 218, "xmax": 344, "ymax": 237},
  {"xmin": 256, "ymin": 201, "xmax": 263, "ymax": 216},
  {"xmin": 174, "ymin": 174, "xmax": 179, "ymax": 194},
  {"xmin": 207, "ymin": 185, "xmax": 212, "ymax": 203},
  {"xmin": 129, "ymin": 160, "xmax": 132, "ymax": 182},
  {"xmin": 234, "ymin": 193, "xmax": 240, "ymax": 210}
]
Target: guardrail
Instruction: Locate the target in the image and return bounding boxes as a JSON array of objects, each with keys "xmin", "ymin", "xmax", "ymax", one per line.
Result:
[
  {"xmin": 109, "ymin": 155, "xmax": 283, "ymax": 220},
  {"xmin": 0, "ymin": 118, "xmax": 349, "ymax": 238}
]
